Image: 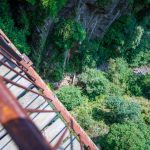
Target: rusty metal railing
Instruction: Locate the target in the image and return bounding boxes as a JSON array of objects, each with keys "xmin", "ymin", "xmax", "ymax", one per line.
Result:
[
  {"xmin": 0, "ymin": 29, "xmax": 98, "ymax": 150},
  {"xmin": 0, "ymin": 77, "xmax": 52, "ymax": 150}
]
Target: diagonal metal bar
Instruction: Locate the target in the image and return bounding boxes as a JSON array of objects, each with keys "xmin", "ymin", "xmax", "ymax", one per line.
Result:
[
  {"xmin": 0, "ymin": 77, "xmax": 52, "ymax": 150},
  {"xmin": 0, "ymin": 29, "xmax": 98, "ymax": 150},
  {"xmin": 26, "ymin": 109, "xmax": 59, "ymax": 113},
  {"xmin": 0, "ymin": 50, "xmax": 35, "ymax": 81},
  {"xmin": 1, "ymin": 76, "xmax": 52, "ymax": 101},
  {"xmin": 0, "ymin": 59, "xmax": 43, "ymax": 90},
  {"xmin": 0, "ymin": 37, "xmax": 22, "ymax": 62},
  {"xmin": 0, "ymin": 47, "xmax": 35, "ymax": 81},
  {"xmin": 79, "ymin": 135, "xmax": 84, "ymax": 150},
  {"xmin": 0, "ymin": 51, "xmax": 20, "ymax": 68},
  {"xmin": 53, "ymin": 127, "xmax": 68, "ymax": 149}
]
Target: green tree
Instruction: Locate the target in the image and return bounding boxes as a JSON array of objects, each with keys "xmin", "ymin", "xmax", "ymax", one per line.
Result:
[
  {"xmin": 101, "ymin": 15, "xmax": 137, "ymax": 58},
  {"xmin": 128, "ymin": 74, "xmax": 142, "ymax": 96},
  {"xmin": 107, "ymin": 58, "xmax": 132, "ymax": 94},
  {"xmin": 78, "ymin": 39, "xmax": 100, "ymax": 70},
  {"xmin": 130, "ymin": 27, "xmax": 150, "ymax": 67},
  {"xmin": 141, "ymin": 74, "xmax": 150, "ymax": 99},
  {"xmin": 72, "ymin": 102, "xmax": 93, "ymax": 130},
  {"xmin": 72, "ymin": 101, "xmax": 109, "ymax": 138},
  {"xmin": 129, "ymin": 74, "xmax": 150, "ymax": 99},
  {"xmin": 0, "ymin": 0, "xmax": 30, "ymax": 55},
  {"xmin": 100, "ymin": 122, "xmax": 150, "ymax": 150},
  {"xmin": 26, "ymin": 0, "xmax": 67, "ymax": 17},
  {"xmin": 105, "ymin": 96, "xmax": 141, "ymax": 123},
  {"xmin": 42, "ymin": 0, "xmax": 67, "ymax": 17},
  {"xmin": 79, "ymin": 69, "xmax": 110, "ymax": 99},
  {"xmin": 56, "ymin": 85, "xmax": 84, "ymax": 110},
  {"xmin": 53, "ymin": 19, "xmax": 86, "ymax": 50}
]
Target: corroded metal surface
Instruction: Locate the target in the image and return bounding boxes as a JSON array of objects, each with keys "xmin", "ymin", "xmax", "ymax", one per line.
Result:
[
  {"xmin": 0, "ymin": 78, "xmax": 52, "ymax": 150},
  {"xmin": 0, "ymin": 29, "xmax": 98, "ymax": 150}
]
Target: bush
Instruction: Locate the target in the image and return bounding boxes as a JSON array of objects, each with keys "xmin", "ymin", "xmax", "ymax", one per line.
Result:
[
  {"xmin": 0, "ymin": 0, "xmax": 30, "ymax": 55},
  {"xmin": 105, "ymin": 96, "xmax": 141, "ymax": 123},
  {"xmin": 101, "ymin": 15, "xmax": 137, "ymax": 58},
  {"xmin": 136, "ymin": 97, "xmax": 150, "ymax": 124},
  {"xmin": 79, "ymin": 69, "xmax": 110, "ymax": 99},
  {"xmin": 107, "ymin": 58, "xmax": 132, "ymax": 94},
  {"xmin": 100, "ymin": 122, "xmax": 150, "ymax": 150},
  {"xmin": 53, "ymin": 19, "xmax": 86, "ymax": 50},
  {"xmin": 56, "ymin": 85, "xmax": 84, "ymax": 110},
  {"xmin": 130, "ymin": 25, "xmax": 150, "ymax": 67},
  {"xmin": 129, "ymin": 74, "xmax": 150, "ymax": 99},
  {"xmin": 109, "ymin": 83, "xmax": 125, "ymax": 96},
  {"xmin": 41, "ymin": 0, "xmax": 67, "ymax": 17},
  {"xmin": 72, "ymin": 102, "xmax": 93, "ymax": 130},
  {"xmin": 128, "ymin": 74, "xmax": 142, "ymax": 96},
  {"xmin": 72, "ymin": 101, "xmax": 109, "ymax": 138},
  {"xmin": 78, "ymin": 39, "xmax": 100, "ymax": 70},
  {"xmin": 141, "ymin": 74, "xmax": 150, "ymax": 99}
]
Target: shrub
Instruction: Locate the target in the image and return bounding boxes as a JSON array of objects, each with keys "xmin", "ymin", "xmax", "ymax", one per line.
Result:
[
  {"xmin": 72, "ymin": 101, "xmax": 109, "ymax": 137},
  {"xmin": 109, "ymin": 83, "xmax": 125, "ymax": 96},
  {"xmin": 130, "ymin": 26, "xmax": 150, "ymax": 67},
  {"xmin": 53, "ymin": 19, "xmax": 86, "ymax": 50},
  {"xmin": 128, "ymin": 74, "xmax": 142, "ymax": 96},
  {"xmin": 138, "ymin": 97, "xmax": 150, "ymax": 124},
  {"xmin": 0, "ymin": 1, "xmax": 30, "ymax": 55},
  {"xmin": 107, "ymin": 58, "xmax": 132, "ymax": 94},
  {"xmin": 56, "ymin": 85, "xmax": 84, "ymax": 110},
  {"xmin": 78, "ymin": 39, "xmax": 100, "ymax": 70},
  {"xmin": 79, "ymin": 69, "xmax": 110, "ymax": 99},
  {"xmin": 72, "ymin": 102, "xmax": 93, "ymax": 130},
  {"xmin": 42, "ymin": 0, "xmax": 67, "ymax": 17},
  {"xmin": 101, "ymin": 15, "xmax": 137, "ymax": 58},
  {"xmin": 141, "ymin": 74, "xmax": 150, "ymax": 99},
  {"xmin": 129, "ymin": 74, "xmax": 150, "ymax": 99},
  {"xmin": 100, "ymin": 122, "xmax": 150, "ymax": 150},
  {"xmin": 105, "ymin": 96, "xmax": 141, "ymax": 123}
]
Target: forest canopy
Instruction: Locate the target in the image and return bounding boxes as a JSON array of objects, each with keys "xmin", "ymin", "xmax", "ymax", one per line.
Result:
[{"xmin": 0, "ymin": 0, "xmax": 149, "ymax": 149}]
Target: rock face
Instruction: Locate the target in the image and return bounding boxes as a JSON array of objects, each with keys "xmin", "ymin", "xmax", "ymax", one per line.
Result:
[
  {"xmin": 46, "ymin": 0, "xmax": 129, "ymax": 40},
  {"xmin": 133, "ymin": 66, "xmax": 150, "ymax": 75},
  {"xmin": 54, "ymin": 74, "xmax": 78, "ymax": 90},
  {"xmin": 76, "ymin": 0, "xmax": 129, "ymax": 39},
  {"xmin": 31, "ymin": 0, "xmax": 130, "ymax": 54}
]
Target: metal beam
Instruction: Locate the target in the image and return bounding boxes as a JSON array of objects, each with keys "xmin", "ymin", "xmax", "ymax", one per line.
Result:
[
  {"xmin": 0, "ymin": 78, "xmax": 52, "ymax": 150},
  {"xmin": 0, "ymin": 30, "xmax": 98, "ymax": 150}
]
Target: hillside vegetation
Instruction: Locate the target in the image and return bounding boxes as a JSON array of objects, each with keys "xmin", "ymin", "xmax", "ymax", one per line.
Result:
[{"xmin": 0, "ymin": 0, "xmax": 150, "ymax": 149}]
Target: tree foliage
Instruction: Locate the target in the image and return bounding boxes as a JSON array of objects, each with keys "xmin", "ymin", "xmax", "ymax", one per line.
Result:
[
  {"xmin": 1, "ymin": 1, "xmax": 150, "ymax": 149},
  {"xmin": 141, "ymin": 74, "xmax": 150, "ymax": 99},
  {"xmin": 105, "ymin": 96, "xmax": 141, "ymax": 123},
  {"xmin": 100, "ymin": 122, "xmax": 150, "ymax": 150},
  {"xmin": 26, "ymin": 0, "xmax": 67, "ymax": 17},
  {"xmin": 53, "ymin": 19, "xmax": 86, "ymax": 50},
  {"xmin": 56, "ymin": 85, "xmax": 84, "ymax": 110},
  {"xmin": 79, "ymin": 69, "xmax": 110, "ymax": 99},
  {"xmin": 107, "ymin": 58, "xmax": 132, "ymax": 94},
  {"xmin": 78, "ymin": 39, "xmax": 100, "ymax": 70},
  {"xmin": 0, "ymin": 0, "xmax": 30, "ymax": 55}
]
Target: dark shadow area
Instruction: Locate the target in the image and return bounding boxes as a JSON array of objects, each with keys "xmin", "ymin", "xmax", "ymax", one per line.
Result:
[{"xmin": 3, "ymin": 118, "xmax": 51, "ymax": 150}]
